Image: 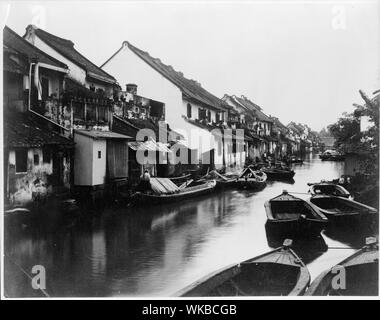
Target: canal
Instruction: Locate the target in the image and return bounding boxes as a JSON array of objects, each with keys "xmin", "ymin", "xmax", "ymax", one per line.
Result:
[{"xmin": 4, "ymin": 154, "xmax": 376, "ymax": 297}]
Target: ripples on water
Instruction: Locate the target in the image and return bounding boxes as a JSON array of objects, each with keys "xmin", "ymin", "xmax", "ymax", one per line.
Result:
[{"xmin": 4, "ymin": 154, "xmax": 377, "ymax": 297}]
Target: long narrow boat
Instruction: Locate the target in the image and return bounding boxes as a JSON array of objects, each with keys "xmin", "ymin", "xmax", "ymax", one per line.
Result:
[
  {"xmin": 133, "ymin": 180, "xmax": 216, "ymax": 205},
  {"xmin": 174, "ymin": 239, "xmax": 310, "ymax": 296},
  {"xmin": 308, "ymin": 182, "xmax": 352, "ymax": 199},
  {"xmin": 265, "ymin": 191, "xmax": 328, "ymax": 237},
  {"xmin": 305, "ymin": 237, "xmax": 378, "ymax": 296},
  {"xmin": 308, "ymin": 195, "xmax": 377, "ymax": 225},
  {"xmin": 251, "ymin": 163, "xmax": 295, "ymax": 180},
  {"xmin": 237, "ymin": 167, "xmax": 267, "ymax": 190}
]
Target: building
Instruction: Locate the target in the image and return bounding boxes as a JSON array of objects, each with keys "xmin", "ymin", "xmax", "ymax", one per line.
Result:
[
  {"xmin": 101, "ymin": 41, "xmax": 243, "ymax": 171},
  {"xmin": 24, "ymin": 25, "xmax": 117, "ymax": 96},
  {"xmin": 20, "ymin": 26, "xmax": 132, "ymax": 198},
  {"xmin": 3, "ymin": 26, "xmax": 75, "ymax": 206}
]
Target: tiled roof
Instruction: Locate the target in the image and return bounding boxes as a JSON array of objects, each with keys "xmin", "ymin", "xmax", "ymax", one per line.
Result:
[
  {"xmin": 4, "ymin": 112, "xmax": 74, "ymax": 148},
  {"xmin": 3, "ymin": 26, "xmax": 67, "ymax": 69},
  {"xmin": 27, "ymin": 25, "xmax": 116, "ymax": 84},
  {"xmin": 235, "ymin": 96, "xmax": 272, "ymax": 122},
  {"xmin": 124, "ymin": 42, "xmax": 226, "ymax": 111}
]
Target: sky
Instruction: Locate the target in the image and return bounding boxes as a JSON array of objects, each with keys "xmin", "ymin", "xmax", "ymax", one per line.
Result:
[{"xmin": 2, "ymin": 0, "xmax": 379, "ymax": 131}]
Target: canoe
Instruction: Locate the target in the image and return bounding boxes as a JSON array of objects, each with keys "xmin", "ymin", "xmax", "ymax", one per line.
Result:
[
  {"xmin": 133, "ymin": 180, "xmax": 216, "ymax": 204},
  {"xmin": 264, "ymin": 167, "xmax": 295, "ymax": 180},
  {"xmin": 305, "ymin": 237, "xmax": 378, "ymax": 296},
  {"xmin": 308, "ymin": 182, "xmax": 352, "ymax": 199},
  {"xmin": 265, "ymin": 191, "xmax": 328, "ymax": 237},
  {"xmin": 308, "ymin": 195, "xmax": 377, "ymax": 225},
  {"xmin": 237, "ymin": 167, "xmax": 267, "ymax": 190},
  {"xmin": 174, "ymin": 239, "xmax": 310, "ymax": 296}
]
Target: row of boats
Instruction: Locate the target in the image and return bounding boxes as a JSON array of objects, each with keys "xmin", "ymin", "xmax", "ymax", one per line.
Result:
[
  {"xmin": 175, "ymin": 237, "xmax": 378, "ymax": 296},
  {"xmin": 172, "ymin": 177, "xmax": 378, "ymax": 296},
  {"xmin": 132, "ymin": 162, "xmax": 295, "ymax": 204}
]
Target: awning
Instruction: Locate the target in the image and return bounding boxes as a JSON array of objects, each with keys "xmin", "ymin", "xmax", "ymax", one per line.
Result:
[
  {"xmin": 128, "ymin": 139, "xmax": 172, "ymax": 153},
  {"xmin": 75, "ymin": 129, "xmax": 132, "ymax": 140}
]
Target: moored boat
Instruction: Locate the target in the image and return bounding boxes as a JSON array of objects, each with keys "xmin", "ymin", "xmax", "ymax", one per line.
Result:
[
  {"xmin": 200, "ymin": 170, "xmax": 238, "ymax": 189},
  {"xmin": 237, "ymin": 167, "xmax": 267, "ymax": 190},
  {"xmin": 308, "ymin": 195, "xmax": 377, "ymax": 226},
  {"xmin": 265, "ymin": 190, "xmax": 328, "ymax": 237},
  {"xmin": 174, "ymin": 239, "xmax": 310, "ymax": 296},
  {"xmin": 251, "ymin": 163, "xmax": 295, "ymax": 180},
  {"xmin": 133, "ymin": 179, "xmax": 216, "ymax": 205},
  {"xmin": 305, "ymin": 237, "xmax": 379, "ymax": 296},
  {"xmin": 308, "ymin": 182, "xmax": 352, "ymax": 199}
]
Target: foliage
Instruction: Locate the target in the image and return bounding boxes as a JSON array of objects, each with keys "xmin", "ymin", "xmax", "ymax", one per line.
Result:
[{"xmin": 328, "ymin": 91, "xmax": 379, "ymax": 155}]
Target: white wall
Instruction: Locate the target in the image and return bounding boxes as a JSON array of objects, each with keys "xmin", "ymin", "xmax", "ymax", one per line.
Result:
[
  {"xmin": 102, "ymin": 44, "xmax": 219, "ymax": 164},
  {"xmin": 74, "ymin": 133, "xmax": 93, "ymax": 185},
  {"xmin": 92, "ymin": 139, "xmax": 107, "ymax": 185}
]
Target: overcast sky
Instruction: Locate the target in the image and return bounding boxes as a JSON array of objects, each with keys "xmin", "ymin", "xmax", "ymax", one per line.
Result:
[{"xmin": 2, "ymin": 0, "xmax": 379, "ymax": 131}]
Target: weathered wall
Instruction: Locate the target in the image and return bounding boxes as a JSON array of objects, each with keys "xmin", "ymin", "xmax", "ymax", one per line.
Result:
[{"xmin": 7, "ymin": 148, "xmax": 53, "ymax": 205}]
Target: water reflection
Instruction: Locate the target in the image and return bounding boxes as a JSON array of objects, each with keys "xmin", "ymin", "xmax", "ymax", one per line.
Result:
[{"xmin": 4, "ymin": 154, "xmax": 378, "ymax": 297}]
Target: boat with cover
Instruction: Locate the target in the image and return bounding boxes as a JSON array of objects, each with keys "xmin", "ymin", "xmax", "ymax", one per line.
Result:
[{"xmin": 237, "ymin": 167, "xmax": 267, "ymax": 190}]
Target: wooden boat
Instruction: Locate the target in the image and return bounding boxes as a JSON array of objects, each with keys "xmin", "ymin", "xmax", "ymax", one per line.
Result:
[
  {"xmin": 251, "ymin": 163, "xmax": 295, "ymax": 180},
  {"xmin": 200, "ymin": 170, "xmax": 238, "ymax": 189},
  {"xmin": 288, "ymin": 156, "xmax": 303, "ymax": 164},
  {"xmin": 265, "ymin": 191, "xmax": 328, "ymax": 237},
  {"xmin": 308, "ymin": 195, "xmax": 377, "ymax": 225},
  {"xmin": 308, "ymin": 182, "xmax": 352, "ymax": 199},
  {"xmin": 237, "ymin": 167, "xmax": 267, "ymax": 190},
  {"xmin": 175, "ymin": 239, "xmax": 310, "ymax": 296},
  {"xmin": 319, "ymin": 150, "xmax": 345, "ymax": 161},
  {"xmin": 133, "ymin": 179, "xmax": 216, "ymax": 204},
  {"xmin": 305, "ymin": 237, "xmax": 378, "ymax": 296}
]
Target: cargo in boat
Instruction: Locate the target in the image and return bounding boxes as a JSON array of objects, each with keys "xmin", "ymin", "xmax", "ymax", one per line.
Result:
[
  {"xmin": 308, "ymin": 182, "xmax": 352, "ymax": 199},
  {"xmin": 133, "ymin": 179, "xmax": 216, "ymax": 205},
  {"xmin": 237, "ymin": 167, "xmax": 267, "ymax": 190}
]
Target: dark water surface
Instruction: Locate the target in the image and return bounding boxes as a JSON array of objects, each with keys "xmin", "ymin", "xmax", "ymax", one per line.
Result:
[{"xmin": 4, "ymin": 154, "xmax": 376, "ymax": 297}]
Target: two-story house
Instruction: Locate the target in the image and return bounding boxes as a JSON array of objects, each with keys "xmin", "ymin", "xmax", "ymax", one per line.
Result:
[
  {"xmin": 22, "ymin": 25, "xmax": 131, "ymax": 200},
  {"xmin": 3, "ymin": 26, "xmax": 75, "ymax": 206},
  {"xmin": 101, "ymin": 41, "xmax": 241, "ymax": 171}
]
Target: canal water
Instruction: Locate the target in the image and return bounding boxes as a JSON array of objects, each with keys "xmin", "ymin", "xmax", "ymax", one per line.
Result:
[{"xmin": 4, "ymin": 154, "xmax": 376, "ymax": 297}]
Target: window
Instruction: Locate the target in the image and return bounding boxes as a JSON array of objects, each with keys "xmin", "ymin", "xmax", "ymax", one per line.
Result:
[
  {"xmin": 207, "ymin": 110, "xmax": 211, "ymax": 122},
  {"xmin": 187, "ymin": 103, "xmax": 192, "ymax": 118},
  {"xmin": 98, "ymin": 151, "xmax": 102, "ymax": 159},
  {"xmin": 33, "ymin": 154, "xmax": 39, "ymax": 166},
  {"xmin": 216, "ymin": 112, "xmax": 220, "ymax": 123},
  {"xmin": 15, "ymin": 149, "xmax": 28, "ymax": 173}
]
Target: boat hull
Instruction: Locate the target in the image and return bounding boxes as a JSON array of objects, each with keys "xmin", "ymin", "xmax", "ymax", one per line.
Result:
[
  {"xmin": 265, "ymin": 218, "xmax": 327, "ymax": 238},
  {"xmin": 237, "ymin": 179, "xmax": 266, "ymax": 190},
  {"xmin": 174, "ymin": 246, "xmax": 310, "ymax": 297},
  {"xmin": 133, "ymin": 181, "xmax": 216, "ymax": 205},
  {"xmin": 305, "ymin": 242, "xmax": 379, "ymax": 296},
  {"xmin": 264, "ymin": 170, "xmax": 295, "ymax": 180}
]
